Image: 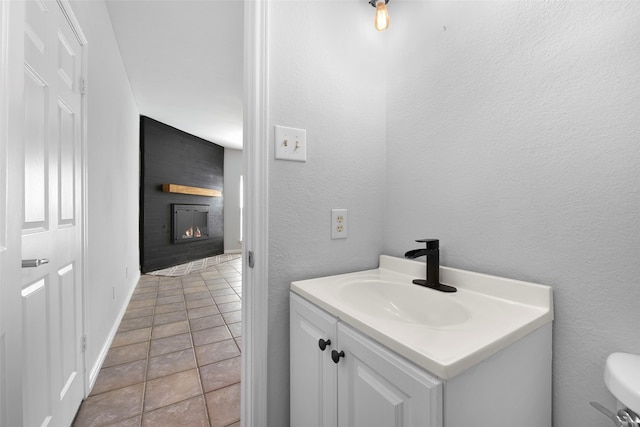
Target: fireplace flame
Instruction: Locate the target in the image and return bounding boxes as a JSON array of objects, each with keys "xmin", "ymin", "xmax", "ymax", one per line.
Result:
[{"xmin": 182, "ymin": 226, "xmax": 202, "ymax": 239}]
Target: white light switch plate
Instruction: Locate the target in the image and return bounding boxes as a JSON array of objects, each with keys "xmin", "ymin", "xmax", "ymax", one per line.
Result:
[
  {"xmin": 331, "ymin": 209, "xmax": 348, "ymax": 239},
  {"xmin": 275, "ymin": 125, "xmax": 307, "ymax": 162}
]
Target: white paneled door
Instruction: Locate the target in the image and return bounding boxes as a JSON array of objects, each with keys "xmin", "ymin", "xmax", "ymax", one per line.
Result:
[{"xmin": 20, "ymin": 1, "xmax": 85, "ymax": 426}]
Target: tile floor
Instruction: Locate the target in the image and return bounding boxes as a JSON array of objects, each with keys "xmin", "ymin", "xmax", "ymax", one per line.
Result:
[{"xmin": 73, "ymin": 257, "xmax": 242, "ymax": 427}]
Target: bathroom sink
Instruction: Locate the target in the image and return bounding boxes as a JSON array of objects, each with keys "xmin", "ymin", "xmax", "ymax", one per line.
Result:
[
  {"xmin": 291, "ymin": 255, "xmax": 553, "ymax": 378},
  {"xmin": 605, "ymin": 352, "xmax": 640, "ymax": 413},
  {"xmin": 338, "ymin": 279, "xmax": 470, "ymax": 327}
]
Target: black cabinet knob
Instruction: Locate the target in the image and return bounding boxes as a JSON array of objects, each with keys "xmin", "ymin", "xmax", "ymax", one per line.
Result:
[
  {"xmin": 331, "ymin": 350, "xmax": 345, "ymax": 364},
  {"xmin": 318, "ymin": 338, "xmax": 331, "ymax": 351}
]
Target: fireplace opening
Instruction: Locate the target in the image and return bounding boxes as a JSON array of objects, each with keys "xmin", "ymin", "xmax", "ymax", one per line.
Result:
[{"xmin": 172, "ymin": 204, "xmax": 210, "ymax": 244}]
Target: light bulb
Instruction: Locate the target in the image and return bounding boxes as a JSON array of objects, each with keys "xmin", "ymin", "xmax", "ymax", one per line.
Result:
[{"xmin": 374, "ymin": 0, "xmax": 389, "ymax": 32}]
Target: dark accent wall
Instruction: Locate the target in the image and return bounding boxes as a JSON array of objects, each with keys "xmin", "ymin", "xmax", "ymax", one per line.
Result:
[{"xmin": 140, "ymin": 116, "xmax": 224, "ymax": 273}]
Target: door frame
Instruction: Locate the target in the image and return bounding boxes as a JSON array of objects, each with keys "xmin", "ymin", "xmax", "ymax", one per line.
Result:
[
  {"xmin": 57, "ymin": 0, "xmax": 91, "ymax": 397},
  {"xmin": 50, "ymin": 0, "xmax": 90, "ymax": 400},
  {"xmin": 242, "ymin": 0, "xmax": 269, "ymax": 425}
]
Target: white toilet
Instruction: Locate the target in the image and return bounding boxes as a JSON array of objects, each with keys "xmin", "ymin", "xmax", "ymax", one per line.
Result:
[{"xmin": 591, "ymin": 352, "xmax": 640, "ymax": 426}]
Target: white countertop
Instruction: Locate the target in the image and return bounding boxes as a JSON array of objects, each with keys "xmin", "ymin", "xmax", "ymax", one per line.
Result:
[{"xmin": 291, "ymin": 255, "xmax": 554, "ymax": 379}]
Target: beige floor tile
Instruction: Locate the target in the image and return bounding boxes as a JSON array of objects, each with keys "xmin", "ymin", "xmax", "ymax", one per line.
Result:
[
  {"xmin": 195, "ymin": 339, "xmax": 240, "ymax": 366},
  {"xmin": 227, "ymin": 322, "xmax": 242, "ymax": 338},
  {"xmin": 213, "ymin": 294, "xmax": 240, "ymax": 304},
  {"xmin": 154, "ymin": 301, "xmax": 185, "ymax": 315},
  {"xmin": 123, "ymin": 306, "xmax": 155, "ymax": 320},
  {"xmin": 104, "ymin": 415, "xmax": 141, "ymax": 427},
  {"xmin": 205, "ymin": 383, "xmax": 241, "ymax": 427},
  {"xmin": 209, "ymin": 287, "xmax": 236, "ymax": 297},
  {"xmin": 157, "ymin": 288, "xmax": 183, "ymax": 298},
  {"xmin": 188, "ymin": 305, "xmax": 220, "ymax": 320},
  {"xmin": 127, "ymin": 298, "xmax": 157, "ymax": 309},
  {"xmin": 130, "ymin": 290, "xmax": 156, "ymax": 301},
  {"xmin": 186, "ymin": 298, "xmax": 214, "ymax": 309},
  {"xmin": 217, "ymin": 301, "xmax": 241, "ymax": 313},
  {"xmin": 111, "ymin": 328, "xmax": 151, "ymax": 348},
  {"xmin": 73, "ymin": 383, "xmax": 144, "ymax": 426},
  {"xmin": 158, "ymin": 281, "xmax": 182, "ymax": 290},
  {"xmin": 182, "ymin": 275, "xmax": 205, "ymax": 284},
  {"xmin": 118, "ymin": 316, "xmax": 154, "ymax": 332},
  {"xmin": 206, "ymin": 281, "xmax": 229, "ymax": 289},
  {"xmin": 141, "ymin": 396, "xmax": 209, "ymax": 427},
  {"xmin": 135, "ymin": 283, "xmax": 157, "ymax": 291},
  {"xmin": 143, "ymin": 369, "xmax": 202, "ymax": 412},
  {"xmin": 183, "ymin": 284, "xmax": 208, "ymax": 293},
  {"xmin": 200, "ymin": 272, "xmax": 222, "ymax": 279},
  {"xmin": 147, "ymin": 348, "xmax": 197, "ymax": 380},
  {"xmin": 221, "ymin": 310, "xmax": 241, "ymax": 324},
  {"xmin": 151, "ymin": 320, "xmax": 190, "ymax": 339},
  {"xmin": 154, "ymin": 310, "xmax": 188, "ymax": 326},
  {"xmin": 149, "ymin": 333, "xmax": 192, "ymax": 357},
  {"xmin": 190, "ymin": 314, "xmax": 225, "ymax": 332},
  {"xmin": 192, "ymin": 325, "xmax": 232, "ymax": 347},
  {"xmin": 103, "ymin": 341, "xmax": 150, "ymax": 368},
  {"xmin": 156, "ymin": 294, "xmax": 184, "ymax": 306},
  {"xmin": 184, "ymin": 290, "xmax": 210, "ymax": 300},
  {"xmin": 91, "ymin": 360, "xmax": 147, "ymax": 396},
  {"xmin": 199, "ymin": 356, "xmax": 241, "ymax": 393}
]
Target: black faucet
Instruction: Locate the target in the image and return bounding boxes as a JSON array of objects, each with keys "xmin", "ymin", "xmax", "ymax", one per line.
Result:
[{"xmin": 404, "ymin": 239, "xmax": 457, "ymax": 293}]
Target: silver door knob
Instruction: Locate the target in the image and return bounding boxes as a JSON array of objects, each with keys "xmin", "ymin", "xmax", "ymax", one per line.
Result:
[{"xmin": 22, "ymin": 259, "xmax": 50, "ymax": 268}]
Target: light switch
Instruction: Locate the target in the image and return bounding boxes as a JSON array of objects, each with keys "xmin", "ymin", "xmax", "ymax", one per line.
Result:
[{"xmin": 275, "ymin": 125, "xmax": 307, "ymax": 162}]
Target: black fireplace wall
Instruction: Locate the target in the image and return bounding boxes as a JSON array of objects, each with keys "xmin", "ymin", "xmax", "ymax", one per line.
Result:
[{"xmin": 140, "ymin": 116, "xmax": 224, "ymax": 273}]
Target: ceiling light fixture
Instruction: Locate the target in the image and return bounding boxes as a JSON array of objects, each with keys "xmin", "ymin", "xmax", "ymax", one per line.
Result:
[{"xmin": 369, "ymin": 0, "xmax": 390, "ymax": 32}]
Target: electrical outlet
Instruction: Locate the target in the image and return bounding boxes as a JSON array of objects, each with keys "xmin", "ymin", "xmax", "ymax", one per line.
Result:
[
  {"xmin": 331, "ymin": 209, "xmax": 348, "ymax": 239},
  {"xmin": 274, "ymin": 125, "xmax": 307, "ymax": 162}
]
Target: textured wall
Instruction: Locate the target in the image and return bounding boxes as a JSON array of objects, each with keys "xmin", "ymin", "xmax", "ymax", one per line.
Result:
[
  {"xmin": 384, "ymin": 2, "xmax": 640, "ymax": 426},
  {"xmin": 69, "ymin": 0, "xmax": 141, "ymax": 385},
  {"xmin": 267, "ymin": 1, "xmax": 387, "ymax": 424}
]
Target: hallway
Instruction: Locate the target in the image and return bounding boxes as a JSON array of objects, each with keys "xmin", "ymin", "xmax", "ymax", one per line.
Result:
[{"xmin": 73, "ymin": 258, "xmax": 242, "ymax": 426}]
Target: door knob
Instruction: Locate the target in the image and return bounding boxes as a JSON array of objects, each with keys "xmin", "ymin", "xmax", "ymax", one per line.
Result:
[{"xmin": 22, "ymin": 259, "xmax": 50, "ymax": 268}]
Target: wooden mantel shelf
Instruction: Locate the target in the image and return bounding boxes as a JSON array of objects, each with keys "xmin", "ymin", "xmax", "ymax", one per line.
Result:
[{"xmin": 162, "ymin": 184, "xmax": 221, "ymax": 197}]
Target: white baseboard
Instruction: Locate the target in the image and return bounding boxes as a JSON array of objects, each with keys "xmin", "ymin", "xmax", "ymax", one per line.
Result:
[
  {"xmin": 224, "ymin": 249, "xmax": 242, "ymax": 254},
  {"xmin": 87, "ymin": 270, "xmax": 140, "ymax": 391}
]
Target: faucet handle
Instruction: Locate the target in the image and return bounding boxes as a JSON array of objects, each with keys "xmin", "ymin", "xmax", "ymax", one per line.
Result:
[{"xmin": 415, "ymin": 239, "xmax": 439, "ymax": 249}]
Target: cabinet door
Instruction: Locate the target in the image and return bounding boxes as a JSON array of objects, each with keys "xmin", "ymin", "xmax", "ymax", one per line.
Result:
[
  {"xmin": 336, "ymin": 323, "xmax": 442, "ymax": 427},
  {"xmin": 290, "ymin": 293, "xmax": 338, "ymax": 427}
]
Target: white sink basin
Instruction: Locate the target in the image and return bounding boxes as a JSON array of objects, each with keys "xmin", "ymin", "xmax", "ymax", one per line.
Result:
[
  {"xmin": 605, "ymin": 352, "xmax": 640, "ymax": 413},
  {"xmin": 338, "ymin": 279, "xmax": 470, "ymax": 327},
  {"xmin": 291, "ymin": 255, "xmax": 553, "ymax": 379}
]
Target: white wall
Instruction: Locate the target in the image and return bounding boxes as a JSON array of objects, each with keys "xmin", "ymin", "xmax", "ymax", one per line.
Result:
[
  {"xmin": 267, "ymin": 1, "xmax": 387, "ymax": 424},
  {"xmin": 69, "ymin": 0, "xmax": 141, "ymax": 387},
  {"xmin": 224, "ymin": 148, "xmax": 243, "ymax": 252},
  {"xmin": 384, "ymin": 2, "xmax": 640, "ymax": 426}
]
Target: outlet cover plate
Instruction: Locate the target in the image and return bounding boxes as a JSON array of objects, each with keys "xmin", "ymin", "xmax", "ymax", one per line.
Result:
[
  {"xmin": 331, "ymin": 209, "xmax": 348, "ymax": 239},
  {"xmin": 275, "ymin": 125, "xmax": 307, "ymax": 162}
]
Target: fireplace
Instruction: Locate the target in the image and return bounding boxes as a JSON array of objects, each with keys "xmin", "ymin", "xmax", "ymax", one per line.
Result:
[{"xmin": 172, "ymin": 204, "xmax": 210, "ymax": 244}]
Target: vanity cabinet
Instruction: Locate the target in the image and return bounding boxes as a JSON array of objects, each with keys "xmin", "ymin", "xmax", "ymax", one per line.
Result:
[{"xmin": 290, "ymin": 293, "xmax": 442, "ymax": 427}]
